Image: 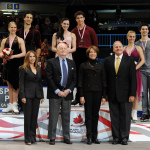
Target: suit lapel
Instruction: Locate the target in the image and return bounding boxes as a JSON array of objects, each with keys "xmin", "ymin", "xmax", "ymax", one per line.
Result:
[
  {"xmin": 67, "ymin": 59, "xmax": 71, "ymax": 78},
  {"xmin": 28, "ymin": 66, "xmax": 35, "ymax": 79},
  {"xmin": 55, "ymin": 57, "xmax": 61, "ymax": 74},
  {"xmin": 36, "ymin": 68, "xmax": 40, "ymax": 81},
  {"xmin": 111, "ymin": 55, "xmax": 116, "ymax": 75}
]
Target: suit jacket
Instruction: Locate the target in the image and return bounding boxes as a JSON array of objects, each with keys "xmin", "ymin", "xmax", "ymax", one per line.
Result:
[
  {"xmin": 46, "ymin": 57, "xmax": 76, "ymax": 100},
  {"xmin": 104, "ymin": 55, "xmax": 136, "ymax": 102},
  {"xmin": 19, "ymin": 66, "xmax": 44, "ymax": 99},
  {"xmin": 78, "ymin": 61, "xmax": 107, "ymax": 95}
]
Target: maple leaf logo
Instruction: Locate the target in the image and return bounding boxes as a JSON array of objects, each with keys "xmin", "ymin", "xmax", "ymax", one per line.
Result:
[{"xmin": 73, "ymin": 114, "xmax": 83, "ymax": 124}]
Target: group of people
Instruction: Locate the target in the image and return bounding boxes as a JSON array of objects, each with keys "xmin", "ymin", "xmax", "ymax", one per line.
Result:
[
  {"xmin": 0, "ymin": 10, "xmax": 149, "ymax": 146},
  {"xmin": 0, "ymin": 10, "xmax": 60, "ymax": 35}
]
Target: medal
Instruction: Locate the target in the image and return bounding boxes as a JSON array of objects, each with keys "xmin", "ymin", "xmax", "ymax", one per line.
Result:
[
  {"xmin": 141, "ymin": 39, "xmax": 147, "ymax": 53},
  {"xmin": 77, "ymin": 25, "xmax": 86, "ymax": 47},
  {"xmin": 79, "ymin": 39, "xmax": 84, "ymax": 47}
]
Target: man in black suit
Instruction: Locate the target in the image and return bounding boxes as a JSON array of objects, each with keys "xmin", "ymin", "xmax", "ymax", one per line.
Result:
[
  {"xmin": 46, "ymin": 41, "xmax": 76, "ymax": 145},
  {"xmin": 104, "ymin": 41, "xmax": 136, "ymax": 145}
]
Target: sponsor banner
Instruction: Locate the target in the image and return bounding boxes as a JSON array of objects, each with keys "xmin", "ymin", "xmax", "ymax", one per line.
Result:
[
  {"xmin": 1, "ymin": 107, "xmax": 148, "ymax": 141},
  {"xmin": 0, "ymin": 87, "xmax": 49, "ymax": 108},
  {"xmin": 0, "ymin": 87, "xmax": 9, "ymax": 108},
  {"xmin": 0, "ymin": 86, "xmax": 76, "ymax": 109}
]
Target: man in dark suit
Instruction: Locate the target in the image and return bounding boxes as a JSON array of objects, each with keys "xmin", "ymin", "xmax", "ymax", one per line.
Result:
[
  {"xmin": 104, "ymin": 41, "xmax": 136, "ymax": 145},
  {"xmin": 46, "ymin": 41, "xmax": 76, "ymax": 145}
]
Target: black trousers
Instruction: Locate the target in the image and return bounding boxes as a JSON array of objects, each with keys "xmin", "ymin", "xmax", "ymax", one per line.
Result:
[
  {"xmin": 109, "ymin": 100, "xmax": 132, "ymax": 140},
  {"xmin": 23, "ymin": 97, "xmax": 40, "ymax": 143},
  {"xmin": 84, "ymin": 91, "xmax": 102, "ymax": 139}
]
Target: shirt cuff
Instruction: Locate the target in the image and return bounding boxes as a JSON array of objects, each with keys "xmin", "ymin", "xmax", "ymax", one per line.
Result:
[
  {"xmin": 67, "ymin": 89, "xmax": 72, "ymax": 93},
  {"xmin": 55, "ymin": 89, "xmax": 60, "ymax": 94}
]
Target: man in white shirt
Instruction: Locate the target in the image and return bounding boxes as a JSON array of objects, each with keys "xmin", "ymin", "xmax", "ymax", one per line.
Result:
[{"xmin": 104, "ymin": 41, "xmax": 136, "ymax": 145}]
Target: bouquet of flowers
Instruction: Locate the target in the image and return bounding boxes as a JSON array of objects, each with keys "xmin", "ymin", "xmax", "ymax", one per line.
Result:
[{"xmin": 2, "ymin": 48, "xmax": 13, "ymax": 64}]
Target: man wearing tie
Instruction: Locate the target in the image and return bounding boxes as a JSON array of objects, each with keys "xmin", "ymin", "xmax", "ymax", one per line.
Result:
[
  {"xmin": 46, "ymin": 41, "xmax": 76, "ymax": 145},
  {"xmin": 104, "ymin": 41, "xmax": 136, "ymax": 145}
]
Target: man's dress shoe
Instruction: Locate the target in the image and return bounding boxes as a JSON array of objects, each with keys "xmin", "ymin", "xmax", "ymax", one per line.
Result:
[{"xmin": 49, "ymin": 139, "xmax": 55, "ymax": 145}]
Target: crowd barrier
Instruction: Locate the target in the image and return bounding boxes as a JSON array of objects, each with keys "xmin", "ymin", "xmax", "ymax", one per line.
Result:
[{"xmin": 0, "ymin": 32, "xmax": 144, "ymax": 48}]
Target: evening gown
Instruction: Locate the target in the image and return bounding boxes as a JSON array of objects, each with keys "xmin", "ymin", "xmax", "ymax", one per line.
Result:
[
  {"xmin": 4, "ymin": 36, "xmax": 22, "ymax": 90},
  {"xmin": 123, "ymin": 45, "xmax": 142, "ymax": 101}
]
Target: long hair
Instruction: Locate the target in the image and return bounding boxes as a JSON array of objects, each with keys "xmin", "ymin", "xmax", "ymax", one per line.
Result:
[
  {"xmin": 23, "ymin": 51, "xmax": 39, "ymax": 70},
  {"xmin": 56, "ymin": 17, "xmax": 69, "ymax": 40}
]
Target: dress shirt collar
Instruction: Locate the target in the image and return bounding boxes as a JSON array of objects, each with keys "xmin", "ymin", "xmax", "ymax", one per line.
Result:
[
  {"xmin": 115, "ymin": 54, "xmax": 123, "ymax": 61},
  {"xmin": 59, "ymin": 57, "xmax": 67, "ymax": 62}
]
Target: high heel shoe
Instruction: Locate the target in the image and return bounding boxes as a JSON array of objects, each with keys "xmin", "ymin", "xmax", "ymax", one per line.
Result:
[
  {"xmin": 92, "ymin": 138, "xmax": 101, "ymax": 144},
  {"xmin": 87, "ymin": 138, "xmax": 92, "ymax": 145}
]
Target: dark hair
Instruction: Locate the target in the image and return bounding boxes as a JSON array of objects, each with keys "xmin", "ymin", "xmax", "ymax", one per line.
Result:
[
  {"xmin": 86, "ymin": 46, "xmax": 99, "ymax": 57},
  {"xmin": 139, "ymin": 23, "xmax": 149, "ymax": 31},
  {"xmin": 23, "ymin": 11, "xmax": 34, "ymax": 19},
  {"xmin": 74, "ymin": 11, "xmax": 85, "ymax": 18},
  {"xmin": 56, "ymin": 17, "xmax": 69, "ymax": 40}
]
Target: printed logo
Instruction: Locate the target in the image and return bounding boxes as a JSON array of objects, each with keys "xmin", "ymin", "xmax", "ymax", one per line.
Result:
[{"xmin": 71, "ymin": 114, "xmax": 85, "ymax": 127}]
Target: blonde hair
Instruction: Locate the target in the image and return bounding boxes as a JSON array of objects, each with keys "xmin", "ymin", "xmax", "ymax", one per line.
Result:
[
  {"xmin": 127, "ymin": 30, "xmax": 136, "ymax": 36},
  {"xmin": 23, "ymin": 51, "xmax": 39, "ymax": 70},
  {"xmin": 8, "ymin": 21, "xmax": 17, "ymax": 28}
]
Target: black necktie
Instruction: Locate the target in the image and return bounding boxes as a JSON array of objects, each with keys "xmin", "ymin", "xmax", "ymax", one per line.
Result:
[{"xmin": 62, "ymin": 59, "xmax": 68, "ymax": 87}]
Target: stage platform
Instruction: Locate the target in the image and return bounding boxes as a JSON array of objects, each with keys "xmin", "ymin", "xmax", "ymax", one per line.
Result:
[{"xmin": 0, "ymin": 106, "xmax": 150, "ymax": 142}]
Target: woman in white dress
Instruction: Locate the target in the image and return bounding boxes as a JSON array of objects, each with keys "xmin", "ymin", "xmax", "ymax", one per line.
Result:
[{"xmin": 52, "ymin": 17, "xmax": 76, "ymax": 60}]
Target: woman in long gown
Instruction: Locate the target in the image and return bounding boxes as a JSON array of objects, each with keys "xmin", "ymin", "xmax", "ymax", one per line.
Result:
[
  {"xmin": 52, "ymin": 17, "xmax": 76, "ymax": 60},
  {"xmin": 123, "ymin": 30, "xmax": 145, "ymax": 121},
  {"xmin": 0, "ymin": 21, "xmax": 26, "ymax": 113}
]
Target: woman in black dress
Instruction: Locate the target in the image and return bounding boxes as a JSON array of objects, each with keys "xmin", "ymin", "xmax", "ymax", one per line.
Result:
[
  {"xmin": 19, "ymin": 51, "xmax": 44, "ymax": 145},
  {"xmin": 0, "ymin": 21, "xmax": 26, "ymax": 113},
  {"xmin": 78, "ymin": 46, "xmax": 107, "ymax": 145}
]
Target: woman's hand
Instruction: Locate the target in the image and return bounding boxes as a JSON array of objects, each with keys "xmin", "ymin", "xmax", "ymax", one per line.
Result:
[
  {"xmin": 80, "ymin": 97, "xmax": 85, "ymax": 105},
  {"xmin": 41, "ymin": 98, "xmax": 44, "ymax": 104},
  {"xmin": 9, "ymin": 55, "xmax": 15, "ymax": 59},
  {"xmin": 7, "ymin": 55, "xmax": 15, "ymax": 60},
  {"xmin": 101, "ymin": 98, "xmax": 106, "ymax": 105},
  {"xmin": 22, "ymin": 98, "xmax": 26, "ymax": 104}
]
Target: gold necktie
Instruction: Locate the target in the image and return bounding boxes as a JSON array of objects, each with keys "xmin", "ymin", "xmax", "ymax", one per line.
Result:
[{"xmin": 115, "ymin": 57, "xmax": 120, "ymax": 74}]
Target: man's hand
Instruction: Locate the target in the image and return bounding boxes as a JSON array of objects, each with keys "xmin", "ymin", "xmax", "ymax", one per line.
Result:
[
  {"xmin": 129, "ymin": 96, "xmax": 135, "ymax": 102},
  {"xmin": 80, "ymin": 97, "xmax": 85, "ymax": 105},
  {"xmin": 57, "ymin": 91, "xmax": 65, "ymax": 97},
  {"xmin": 63, "ymin": 90, "xmax": 70, "ymax": 97}
]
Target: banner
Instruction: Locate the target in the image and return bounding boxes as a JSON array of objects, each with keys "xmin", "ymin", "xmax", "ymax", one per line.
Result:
[{"xmin": 0, "ymin": 87, "xmax": 9, "ymax": 108}]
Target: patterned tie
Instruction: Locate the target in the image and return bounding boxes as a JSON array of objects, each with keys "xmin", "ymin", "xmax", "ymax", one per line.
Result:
[
  {"xmin": 62, "ymin": 59, "xmax": 68, "ymax": 87},
  {"xmin": 115, "ymin": 57, "xmax": 120, "ymax": 74}
]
